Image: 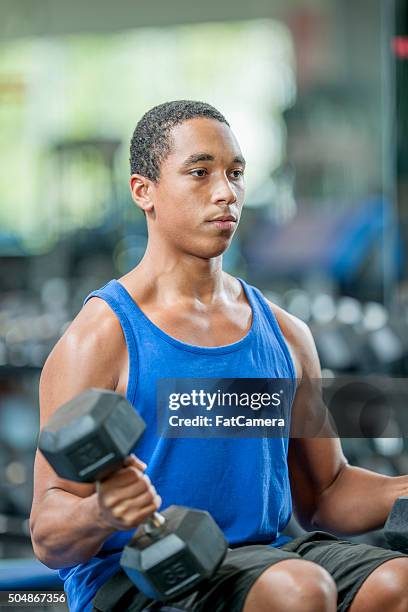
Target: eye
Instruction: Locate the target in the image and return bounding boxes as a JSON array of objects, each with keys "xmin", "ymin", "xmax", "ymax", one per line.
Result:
[
  {"xmin": 190, "ymin": 169, "xmax": 207, "ymax": 177},
  {"xmin": 230, "ymin": 169, "xmax": 244, "ymax": 179}
]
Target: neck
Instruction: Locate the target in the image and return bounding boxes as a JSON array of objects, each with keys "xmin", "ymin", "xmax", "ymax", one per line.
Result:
[{"xmin": 124, "ymin": 238, "xmax": 230, "ymax": 305}]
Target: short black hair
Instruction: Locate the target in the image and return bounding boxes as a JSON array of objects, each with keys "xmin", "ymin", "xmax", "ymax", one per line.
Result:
[{"xmin": 129, "ymin": 100, "xmax": 230, "ymax": 181}]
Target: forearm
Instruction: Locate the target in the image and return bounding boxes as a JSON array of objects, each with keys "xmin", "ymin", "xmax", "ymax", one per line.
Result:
[
  {"xmin": 30, "ymin": 490, "xmax": 116, "ymax": 569},
  {"xmin": 311, "ymin": 464, "xmax": 408, "ymax": 536}
]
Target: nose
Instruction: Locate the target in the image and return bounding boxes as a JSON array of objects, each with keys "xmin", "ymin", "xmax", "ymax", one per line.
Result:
[{"xmin": 212, "ymin": 174, "xmax": 237, "ymax": 206}]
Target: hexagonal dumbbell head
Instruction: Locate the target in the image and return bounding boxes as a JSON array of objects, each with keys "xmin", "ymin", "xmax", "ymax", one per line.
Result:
[
  {"xmin": 384, "ymin": 496, "xmax": 408, "ymax": 553},
  {"xmin": 120, "ymin": 505, "xmax": 227, "ymax": 601},
  {"xmin": 38, "ymin": 388, "xmax": 146, "ymax": 482}
]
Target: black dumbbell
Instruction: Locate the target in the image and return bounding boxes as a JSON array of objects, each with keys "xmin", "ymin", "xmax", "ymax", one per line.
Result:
[
  {"xmin": 38, "ymin": 388, "xmax": 227, "ymax": 601},
  {"xmin": 384, "ymin": 496, "xmax": 408, "ymax": 553}
]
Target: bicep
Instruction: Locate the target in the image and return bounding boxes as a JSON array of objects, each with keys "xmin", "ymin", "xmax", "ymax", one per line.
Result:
[
  {"xmin": 285, "ymin": 317, "xmax": 348, "ymax": 526},
  {"xmin": 31, "ymin": 373, "xmax": 96, "ymax": 527},
  {"xmin": 32, "ymin": 301, "xmax": 123, "ymax": 513},
  {"xmin": 287, "ymin": 380, "xmax": 348, "ymax": 527},
  {"xmin": 288, "ymin": 436, "xmax": 348, "ymax": 527}
]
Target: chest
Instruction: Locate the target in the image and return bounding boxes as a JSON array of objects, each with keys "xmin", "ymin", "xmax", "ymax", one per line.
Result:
[
  {"xmin": 144, "ymin": 301, "xmax": 253, "ymax": 347},
  {"xmin": 115, "ymin": 300, "xmax": 253, "ymax": 395}
]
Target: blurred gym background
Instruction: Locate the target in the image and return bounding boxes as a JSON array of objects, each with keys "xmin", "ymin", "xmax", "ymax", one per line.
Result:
[{"xmin": 0, "ymin": 0, "xmax": 407, "ymax": 605}]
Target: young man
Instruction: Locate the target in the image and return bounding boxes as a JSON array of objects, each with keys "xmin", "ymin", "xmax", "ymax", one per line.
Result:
[{"xmin": 30, "ymin": 101, "xmax": 408, "ymax": 612}]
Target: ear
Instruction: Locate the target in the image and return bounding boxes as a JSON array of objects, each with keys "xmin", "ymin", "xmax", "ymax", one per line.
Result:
[{"xmin": 130, "ymin": 174, "xmax": 155, "ymax": 214}]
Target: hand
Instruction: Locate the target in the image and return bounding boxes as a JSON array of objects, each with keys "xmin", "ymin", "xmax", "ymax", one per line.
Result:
[{"xmin": 96, "ymin": 454, "xmax": 162, "ymax": 531}]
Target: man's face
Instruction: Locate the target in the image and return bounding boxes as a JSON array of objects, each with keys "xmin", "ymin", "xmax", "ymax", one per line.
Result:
[{"xmin": 146, "ymin": 117, "xmax": 246, "ymax": 259}]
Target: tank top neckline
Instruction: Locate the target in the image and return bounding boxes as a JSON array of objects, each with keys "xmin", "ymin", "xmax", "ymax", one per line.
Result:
[{"xmin": 111, "ymin": 277, "xmax": 259, "ymax": 355}]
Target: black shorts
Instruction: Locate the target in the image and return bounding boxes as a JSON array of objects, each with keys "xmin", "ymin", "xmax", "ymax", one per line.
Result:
[{"xmin": 92, "ymin": 531, "xmax": 408, "ymax": 612}]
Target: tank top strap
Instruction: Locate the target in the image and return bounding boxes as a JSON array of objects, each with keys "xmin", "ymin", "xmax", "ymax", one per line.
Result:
[
  {"xmin": 82, "ymin": 280, "xmax": 139, "ymax": 403},
  {"xmin": 238, "ymin": 278, "xmax": 296, "ymax": 380}
]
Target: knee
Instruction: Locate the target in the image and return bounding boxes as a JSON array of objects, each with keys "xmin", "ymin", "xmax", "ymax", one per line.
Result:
[
  {"xmin": 277, "ymin": 560, "xmax": 337, "ymax": 611},
  {"xmin": 361, "ymin": 558, "xmax": 408, "ymax": 612},
  {"xmin": 244, "ymin": 559, "xmax": 337, "ymax": 612}
]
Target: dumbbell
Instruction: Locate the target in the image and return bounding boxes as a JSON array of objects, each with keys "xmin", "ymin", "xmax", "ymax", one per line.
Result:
[
  {"xmin": 384, "ymin": 496, "xmax": 408, "ymax": 553},
  {"xmin": 38, "ymin": 388, "xmax": 227, "ymax": 601}
]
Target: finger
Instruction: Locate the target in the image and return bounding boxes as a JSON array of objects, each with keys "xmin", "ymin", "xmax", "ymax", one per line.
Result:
[
  {"xmin": 128, "ymin": 502, "xmax": 163, "ymax": 527},
  {"xmin": 100, "ymin": 479, "xmax": 156, "ymax": 507},
  {"xmin": 124, "ymin": 454, "xmax": 147, "ymax": 470},
  {"xmin": 115, "ymin": 491, "xmax": 160, "ymax": 516},
  {"xmin": 102, "ymin": 466, "xmax": 145, "ymax": 490},
  {"xmin": 134, "ymin": 502, "xmax": 162, "ymax": 523}
]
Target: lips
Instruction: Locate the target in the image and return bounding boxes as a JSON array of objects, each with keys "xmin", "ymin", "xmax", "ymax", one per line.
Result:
[
  {"xmin": 208, "ymin": 215, "xmax": 237, "ymax": 222},
  {"xmin": 206, "ymin": 217, "xmax": 237, "ymax": 232}
]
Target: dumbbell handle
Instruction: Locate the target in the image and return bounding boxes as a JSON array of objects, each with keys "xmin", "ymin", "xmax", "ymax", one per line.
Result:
[{"xmin": 143, "ymin": 511, "xmax": 166, "ymax": 535}]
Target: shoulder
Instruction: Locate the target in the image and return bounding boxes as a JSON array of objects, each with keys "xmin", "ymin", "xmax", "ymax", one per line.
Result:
[
  {"xmin": 265, "ymin": 298, "xmax": 321, "ymax": 380},
  {"xmin": 56, "ymin": 296, "xmax": 125, "ymax": 363},
  {"xmin": 41, "ymin": 295, "xmax": 126, "ymax": 400}
]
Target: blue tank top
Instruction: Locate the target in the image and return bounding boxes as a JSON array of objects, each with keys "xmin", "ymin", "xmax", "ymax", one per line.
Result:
[{"xmin": 59, "ymin": 278, "xmax": 296, "ymax": 611}]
